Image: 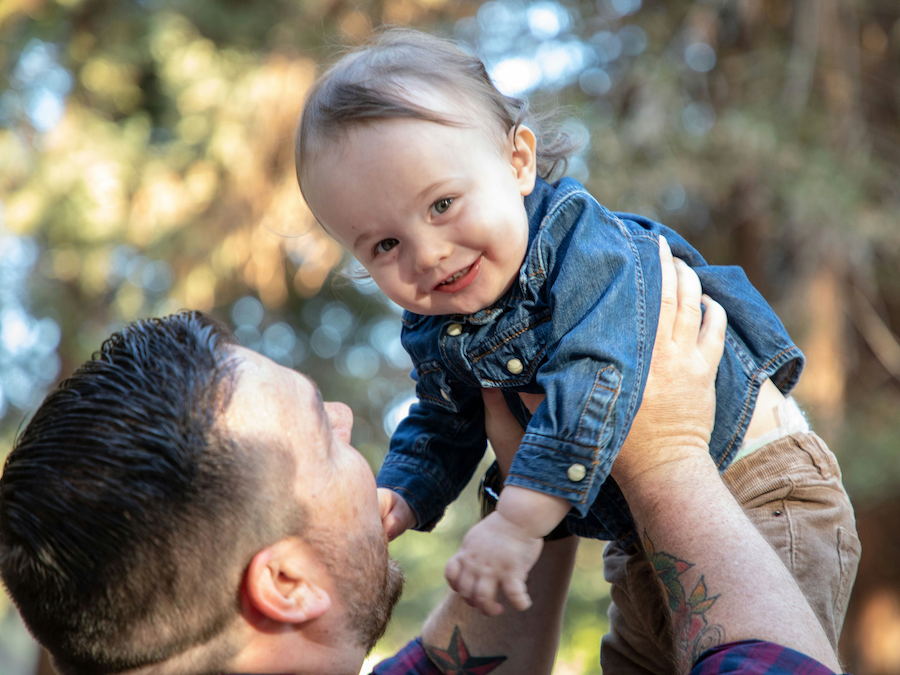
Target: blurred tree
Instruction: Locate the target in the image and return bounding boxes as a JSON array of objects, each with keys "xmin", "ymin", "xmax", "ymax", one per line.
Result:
[{"xmin": 2, "ymin": 0, "xmax": 900, "ymax": 673}]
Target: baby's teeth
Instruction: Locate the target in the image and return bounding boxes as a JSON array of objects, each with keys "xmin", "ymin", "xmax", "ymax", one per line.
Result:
[{"xmin": 441, "ymin": 267, "xmax": 469, "ymax": 285}]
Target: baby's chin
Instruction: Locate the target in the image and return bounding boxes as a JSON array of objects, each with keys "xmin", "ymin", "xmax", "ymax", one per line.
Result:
[
  {"xmin": 404, "ymin": 297, "xmax": 501, "ymax": 317},
  {"xmin": 408, "ymin": 285, "xmax": 516, "ymax": 316}
]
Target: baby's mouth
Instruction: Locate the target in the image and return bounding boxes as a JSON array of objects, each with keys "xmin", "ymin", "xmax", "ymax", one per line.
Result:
[
  {"xmin": 434, "ymin": 256, "xmax": 483, "ymax": 294},
  {"xmin": 439, "ymin": 265, "xmax": 472, "ymax": 286}
]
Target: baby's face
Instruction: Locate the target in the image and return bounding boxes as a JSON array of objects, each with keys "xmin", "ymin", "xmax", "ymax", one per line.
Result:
[{"xmin": 304, "ymin": 114, "xmax": 536, "ymax": 316}]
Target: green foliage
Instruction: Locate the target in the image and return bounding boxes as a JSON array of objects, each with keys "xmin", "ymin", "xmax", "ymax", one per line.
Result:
[{"xmin": 2, "ymin": 0, "xmax": 900, "ymax": 672}]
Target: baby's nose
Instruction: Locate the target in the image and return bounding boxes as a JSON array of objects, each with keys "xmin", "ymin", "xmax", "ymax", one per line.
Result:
[{"xmin": 414, "ymin": 238, "xmax": 451, "ymax": 273}]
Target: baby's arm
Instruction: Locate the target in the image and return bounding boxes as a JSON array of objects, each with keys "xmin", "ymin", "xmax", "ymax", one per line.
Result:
[
  {"xmin": 377, "ymin": 382, "xmax": 488, "ymax": 533},
  {"xmin": 444, "ymin": 485, "xmax": 570, "ymax": 616}
]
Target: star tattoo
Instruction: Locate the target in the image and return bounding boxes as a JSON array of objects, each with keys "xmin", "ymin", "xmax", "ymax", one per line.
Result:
[{"xmin": 423, "ymin": 626, "xmax": 507, "ymax": 675}]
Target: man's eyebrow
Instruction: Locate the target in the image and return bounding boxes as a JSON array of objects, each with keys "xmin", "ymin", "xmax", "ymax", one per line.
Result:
[{"xmin": 302, "ymin": 373, "xmax": 329, "ymax": 435}]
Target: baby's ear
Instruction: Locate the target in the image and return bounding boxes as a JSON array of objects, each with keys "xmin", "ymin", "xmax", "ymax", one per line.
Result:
[{"xmin": 509, "ymin": 125, "xmax": 538, "ymax": 197}]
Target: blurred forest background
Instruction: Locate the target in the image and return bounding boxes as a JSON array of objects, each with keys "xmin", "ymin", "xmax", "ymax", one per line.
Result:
[{"xmin": 1, "ymin": 0, "xmax": 899, "ymax": 673}]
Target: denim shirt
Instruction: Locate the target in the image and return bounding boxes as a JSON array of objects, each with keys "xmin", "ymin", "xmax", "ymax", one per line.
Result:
[{"xmin": 376, "ymin": 177, "xmax": 804, "ymax": 551}]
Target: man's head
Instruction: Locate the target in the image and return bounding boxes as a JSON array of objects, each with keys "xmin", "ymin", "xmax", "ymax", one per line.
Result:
[{"xmin": 0, "ymin": 312, "xmax": 402, "ymax": 675}]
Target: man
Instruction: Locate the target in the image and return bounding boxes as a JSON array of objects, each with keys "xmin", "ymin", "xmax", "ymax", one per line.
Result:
[{"xmin": 0, "ymin": 241, "xmax": 841, "ymax": 675}]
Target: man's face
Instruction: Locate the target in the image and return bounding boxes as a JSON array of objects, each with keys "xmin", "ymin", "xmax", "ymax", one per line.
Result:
[{"xmin": 224, "ymin": 347, "xmax": 403, "ymax": 653}]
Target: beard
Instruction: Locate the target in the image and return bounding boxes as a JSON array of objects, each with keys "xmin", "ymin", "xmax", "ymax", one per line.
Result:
[{"xmin": 306, "ymin": 524, "xmax": 404, "ymax": 652}]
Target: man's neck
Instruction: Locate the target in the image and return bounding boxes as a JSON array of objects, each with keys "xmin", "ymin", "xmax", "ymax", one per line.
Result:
[{"xmin": 223, "ymin": 614, "xmax": 367, "ymax": 675}]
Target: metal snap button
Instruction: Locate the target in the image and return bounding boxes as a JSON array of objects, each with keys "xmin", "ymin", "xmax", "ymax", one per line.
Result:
[
  {"xmin": 441, "ymin": 389, "xmax": 451, "ymax": 401},
  {"xmin": 567, "ymin": 464, "xmax": 587, "ymax": 482},
  {"xmin": 446, "ymin": 323, "xmax": 463, "ymax": 336},
  {"xmin": 506, "ymin": 358, "xmax": 524, "ymax": 375}
]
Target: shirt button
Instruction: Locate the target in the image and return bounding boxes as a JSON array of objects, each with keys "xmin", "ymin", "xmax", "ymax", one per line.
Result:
[
  {"xmin": 567, "ymin": 464, "xmax": 587, "ymax": 482},
  {"xmin": 441, "ymin": 389, "xmax": 451, "ymax": 401},
  {"xmin": 506, "ymin": 358, "xmax": 524, "ymax": 375},
  {"xmin": 446, "ymin": 323, "xmax": 463, "ymax": 336}
]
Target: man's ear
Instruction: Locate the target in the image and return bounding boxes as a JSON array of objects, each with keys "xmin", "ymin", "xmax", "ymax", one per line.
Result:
[
  {"xmin": 509, "ymin": 125, "xmax": 538, "ymax": 197},
  {"xmin": 245, "ymin": 538, "xmax": 331, "ymax": 624}
]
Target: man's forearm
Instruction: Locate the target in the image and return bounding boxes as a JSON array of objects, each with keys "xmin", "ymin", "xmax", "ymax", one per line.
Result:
[
  {"xmin": 617, "ymin": 454, "xmax": 840, "ymax": 674},
  {"xmin": 421, "ymin": 536, "xmax": 577, "ymax": 674}
]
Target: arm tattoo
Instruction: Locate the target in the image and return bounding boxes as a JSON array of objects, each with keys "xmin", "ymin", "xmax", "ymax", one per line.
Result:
[
  {"xmin": 644, "ymin": 532, "xmax": 726, "ymax": 672},
  {"xmin": 423, "ymin": 626, "xmax": 507, "ymax": 674}
]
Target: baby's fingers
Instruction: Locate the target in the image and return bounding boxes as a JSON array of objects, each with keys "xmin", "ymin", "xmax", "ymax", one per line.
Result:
[
  {"xmin": 445, "ymin": 557, "xmax": 477, "ymax": 601},
  {"xmin": 377, "ymin": 488, "xmax": 394, "ymax": 521},
  {"xmin": 444, "ymin": 556, "xmax": 461, "ymax": 589},
  {"xmin": 501, "ymin": 577, "xmax": 532, "ymax": 612},
  {"xmin": 382, "ymin": 513, "xmax": 408, "ymax": 542},
  {"xmin": 474, "ymin": 576, "xmax": 504, "ymax": 617}
]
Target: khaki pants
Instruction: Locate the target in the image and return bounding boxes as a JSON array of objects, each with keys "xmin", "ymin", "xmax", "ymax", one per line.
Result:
[{"xmin": 600, "ymin": 433, "xmax": 861, "ymax": 675}]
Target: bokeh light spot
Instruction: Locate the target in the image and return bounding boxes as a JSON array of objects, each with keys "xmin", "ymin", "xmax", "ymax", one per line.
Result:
[
  {"xmin": 232, "ymin": 295, "xmax": 265, "ymax": 328},
  {"xmin": 685, "ymin": 42, "xmax": 717, "ymax": 73},
  {"xmin": 682, "ymin": 102, "xmax": 716, "ymax": 135}
]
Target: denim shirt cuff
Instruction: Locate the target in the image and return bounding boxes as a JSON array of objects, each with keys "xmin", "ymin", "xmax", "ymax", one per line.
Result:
[
  {"xmin": 506, "ymin": 432, "xmax": 614, "ymax": 518},
  {"xmin": 376, "ymin": 457, "xmax": 452, "ymax": 532}
]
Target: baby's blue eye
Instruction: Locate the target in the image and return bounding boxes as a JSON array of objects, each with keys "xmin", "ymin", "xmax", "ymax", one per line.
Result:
[
  {"xmin": 375, "ymin": 238, "xmax": 399, "ymax": 255},
  {"xmin": 433, "ymin": 198, "xmax": 453, "ymax": 214}
]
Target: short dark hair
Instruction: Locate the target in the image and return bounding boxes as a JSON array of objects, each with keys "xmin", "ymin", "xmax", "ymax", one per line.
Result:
[
  {"xmin": 0, "ymin": 312, "xmax": 298, "ymax": 675},
  {"xmin": 296, "ymin": 28, "xmax": 578, "ymax": 192}
]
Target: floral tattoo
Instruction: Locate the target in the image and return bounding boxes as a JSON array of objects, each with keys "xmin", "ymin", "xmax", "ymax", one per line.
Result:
[
  {"xmin": 644, "ymin": 532, "xmax": 726, "ymax": 671},
  {"xmin": 424, "ymin": 626, "xmax": 507, "ymax": 674}
]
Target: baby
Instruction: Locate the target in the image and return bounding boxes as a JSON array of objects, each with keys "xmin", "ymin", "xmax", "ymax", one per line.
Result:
[{"xmin": 296, "ymin": 28, "xmax": 858, "ymax": 668}]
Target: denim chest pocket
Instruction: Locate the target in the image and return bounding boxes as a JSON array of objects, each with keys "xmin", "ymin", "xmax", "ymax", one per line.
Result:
[
  {"xmin": 470, "ymin": 311, "xmax": 552, "ymax": 387},
  {"xmin": 415, "ymin": 360, "xmax": 459, "ymax": 413}
]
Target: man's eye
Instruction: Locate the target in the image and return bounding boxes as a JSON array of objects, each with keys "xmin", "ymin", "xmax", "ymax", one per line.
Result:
[
  {"xmin": 433, "ymin": 197, "xmax": 453, "ymax": 215},
  {"xmin": 374, "ymin": 238, "xmax": 399, "ymax": 255}
]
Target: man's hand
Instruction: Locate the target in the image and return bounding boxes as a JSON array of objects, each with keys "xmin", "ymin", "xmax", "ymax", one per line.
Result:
[
  {"xmin": 606, "ymin": 238, "xmax": 840, "ymax": 674},
  {"xmin": 378, "ymin": 487, "xmax": 416, "ymax": 541},
  {"xmin": 610, "ymin": 235, "xmax": 727, "ymax": 491},
  {"xmin": 444, "ymin": 511, "xmax": 543, "ymax": 616}
]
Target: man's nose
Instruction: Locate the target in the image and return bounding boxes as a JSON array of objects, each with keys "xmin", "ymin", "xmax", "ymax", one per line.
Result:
[{"xmin": 324, "ymin": 401, "xmax": 354, "ymax": 443}]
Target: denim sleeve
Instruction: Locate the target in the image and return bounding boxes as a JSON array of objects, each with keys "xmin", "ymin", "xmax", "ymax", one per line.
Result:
[
  {"xmin": 376, "ymin": 373, "xmax": 487, "ymax": 532},
  {"xmin": 505, "ymin": 196, "xmax": 658, "ymax": 518}
]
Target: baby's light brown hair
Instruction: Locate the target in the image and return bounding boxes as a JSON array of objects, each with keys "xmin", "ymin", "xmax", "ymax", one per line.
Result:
[{"xmin": 295, "ymin": 28, "xmax": 578, "ymax": 199}]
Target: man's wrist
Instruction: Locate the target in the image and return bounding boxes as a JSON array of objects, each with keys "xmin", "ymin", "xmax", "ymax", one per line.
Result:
[{"xmin": 612, "ymin": 444, "xmax": 715, "ymax": 501}]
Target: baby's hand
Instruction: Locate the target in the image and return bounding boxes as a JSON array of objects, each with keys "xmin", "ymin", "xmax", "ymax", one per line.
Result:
[
  {"xmin": 378, "ymin": 488, "xmax": 416, "ymax": 541},
  {"xmin": 444, "ymin": 512, "xmax": 543, "ymax": 616}
]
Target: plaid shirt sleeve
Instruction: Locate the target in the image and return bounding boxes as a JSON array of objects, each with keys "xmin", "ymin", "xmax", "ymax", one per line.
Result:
[
  {"xmin": 369, "ymin": 638, "xmax": 441, "ymax": 675},
  {"xmin": 693, "ymin": 640, "xmax": 843, "ymax": 675},
  {"xmin": 368, "ymin": 637, "xmax": 843, "ymax": 675}
]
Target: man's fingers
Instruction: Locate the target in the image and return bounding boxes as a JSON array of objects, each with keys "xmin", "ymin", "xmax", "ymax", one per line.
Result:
[
  {"xmin": 657, "ymin": 235, "xmax": 678, "ymax": 340},
  {"xmin": 672, "ymin": 258, "xmax": 703, "ymax": 342},
  {"xmin": 482, "ymin": 388, "xmax": 524, "ymax": 475},
  {"xmin": 698, "ymin": 295, "xmax": 727, "ymax": 366},
  {"xmin": 518, "ymin": 392, "xmax": 545, "ymax": 415},
  {"xmin": 482, "ymin": 388, "xmax": 515, "ymax": 425}
]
